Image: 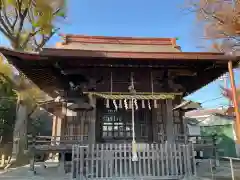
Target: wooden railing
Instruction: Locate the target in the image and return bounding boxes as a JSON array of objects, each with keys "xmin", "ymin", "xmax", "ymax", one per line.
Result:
[
  {"xmin": 156, "ymin": 134, "xmax": 216, "ymax": 145},
  {"xmin": 26, "ymin": 134, "xmax": 217, "ymax": 176},
  {"xmin": 156, "ymin": 134, "xmax": 217, "ymax": 160},
  {"xmin": 27, "ymin": 135, "xmax": 88, "ymax": 152},
  {"xmin": 26, "ymin": 134, "xmax": 217, "ymax": 159},
  {"xmin": 188, "ymin": 135, "xmax": 217, "ymax": 145}
]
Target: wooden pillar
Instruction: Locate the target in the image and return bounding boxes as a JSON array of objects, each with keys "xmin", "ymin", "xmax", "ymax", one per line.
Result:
[
  {"xmin": 50, "ymin": 112, "xmax": 57, "ymax": 160},
  {"xmin": 51, "ymin": 114, "xmax": 57, "ymax": 143},
  {"xmin": 58, "ymin": 152, "xmax": 65, "ymax": 174},
  {"xmin": 151, "ymin": 108, "xmax": 157, "ymax": 142},
  {"xmin": 228, "ymin": 61, "xmax": 240, "ymax": 143},
  {"xmin": 0, "ymin": 154, "xmax": 5, "ymax": 167},
  {"xmin": 50, "ymin": 108, "xmax": 63, "ymax": 161},
  {"xmin": 166, "ymin": 99, "xmax": 174, "ymax": 143},
  {"xmin": 80, "ymin": 111, "xmax": 84, "ymax": 140},
  {"xmin": 51, "ymin": 115, "xmax": 63, "ymax": 144},
  {"xmin": 88, "ymin": 97, "xmax": 96, "ymax": 144},
  {"xmin": 56, "ymin": 116, "xmax": 62, "ymax": 144},
  {"xmin": 57, "ymin": 112, "xmax": 64, "ymax": 162}
]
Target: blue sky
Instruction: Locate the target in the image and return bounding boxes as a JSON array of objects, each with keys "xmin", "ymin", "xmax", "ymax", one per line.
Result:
[{"xmin": 0, "ymin": 0, "xmax": 238, "ymax": 108}]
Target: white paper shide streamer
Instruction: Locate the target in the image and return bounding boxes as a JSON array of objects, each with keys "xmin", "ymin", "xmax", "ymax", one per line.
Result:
[
  {"xmin": 105, "ymin": 98, "xmax": 159, "ymax": 109},
  {"xmin": 119, "ymin": 99, "xmax": 123, "ymax": 109},
  {"xmin": 142, "ymin": 99, "xmax": 145, "ymax": 109},
  {"xmin": 124, "ymin": 99, "xmax": 128, "ymax": 110},
  {"xmin": 148, "ymin": 100, "xmax": 151, "ymax": 110},
  {"xmin": 134, "ymin": 99, "xmax": 138, "ymax": 110},
  {"xmin": 106, "ymin": 99, "xmax": 110, "ymax": 108},
  {"xmin": 113, "ymin": 100, "xmax": 118, "ymax": 110}
]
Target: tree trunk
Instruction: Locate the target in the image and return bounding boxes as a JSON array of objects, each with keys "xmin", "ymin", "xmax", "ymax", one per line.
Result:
[{"xmin": 11, "ymin": 100, "xmax": 29, "ymax": 166}]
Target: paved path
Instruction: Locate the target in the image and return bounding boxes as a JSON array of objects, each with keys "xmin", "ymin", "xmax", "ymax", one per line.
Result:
[
  {"xmin": 197, "ymin": 159, "xmax": 240, "ymax": 180},
  {"xmin": 0, "ymin": 161, "xmax": 217, "ymax": 180},
  {"xmin": 0, "ymin": 163, "xmax": 71, "ymax": 180}
]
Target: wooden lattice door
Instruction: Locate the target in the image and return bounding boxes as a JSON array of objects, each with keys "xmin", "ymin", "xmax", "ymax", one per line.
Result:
[{"xmin": 64, "ymin": 111, "xmax": 90, "ymax": 140}]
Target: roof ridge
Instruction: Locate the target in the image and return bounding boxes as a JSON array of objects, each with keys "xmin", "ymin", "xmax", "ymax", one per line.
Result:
[
  {"xmin": 59, "ymin": 33, "xmax": 175, "ymax": 41},
  {"xmin": 58, "ymin": 34, "xmax": 179, "ymax": 47}
]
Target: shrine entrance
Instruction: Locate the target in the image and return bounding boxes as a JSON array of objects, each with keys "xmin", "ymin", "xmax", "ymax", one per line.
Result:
[{"xmin": 96, "ymin": 99, "xmax": 153, "ymax": 143}]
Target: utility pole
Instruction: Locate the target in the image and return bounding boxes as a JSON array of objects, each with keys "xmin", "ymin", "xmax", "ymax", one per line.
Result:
[{"xmin": 228, "ymin": 61, "xmax": 240, "ymax": 144}]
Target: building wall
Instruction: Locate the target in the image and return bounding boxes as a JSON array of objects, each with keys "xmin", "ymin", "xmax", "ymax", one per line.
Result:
[
  {"xmin": 61, "ymin": 98, "xmax": 184, "ymax": 144},
  {"xmin": 152, "ymin": 99, "xmax": 184, "ymax": 142},
  {"xmin": 64, "ymin": 111, "xmax": 90, "ymax": 137},
  {"xmin": 201, "ymin": 124, "xmax": 237, "ymax": 157},
  {"xmin": 187, "ymin": 125, "xmax": 201, "ymax": 136}
]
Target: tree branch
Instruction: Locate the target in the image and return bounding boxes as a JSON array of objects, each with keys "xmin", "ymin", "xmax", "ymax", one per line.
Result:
[
  {"xmin": 11, "ymin": 8, "xmax": 19, "ymax": 30},
  {"xmin": 15, "ymin": 8, "xmax": 28, "ymax": 48},
  {"xmin": 27, "ymin": 7, "xmax": 34, "ymax": 23},
  {"xmin": 198, "ymin": 6, "xmax": 240, "ymax": 43},
  {"xmin": 0, "ymin": 25, "xmax": 14, "ymax": 41},
  {"xmin": 15, "ymin": 0, "xmax": 34, "ymax": 49},
  {"xmin": 27, "ymin": 104, "xmax": 38, "ymax": 119},
  {"xmin": 53, "ymin": 8, "xmax": 61, "ymax": 16},
  {"xmin": 21, "ymin": 28, "xmax": 42, "ymax": 49},
  {"xmin": 1, "ymin": 0, "xmax": 13, "ymax": 30},
  {"xmin": 0, "ymin": 3, "xmax": 14, "ymax": 40},
  {"xmin": 200, "ymin": 7, "xmax": 225, "ymax": 24},
  {"xmin": 16, "ymin": 0, "xmax": 22, "ymax": 16},
  {"xmin": 35, "ymin": 28, "xmax": 60, "ymax": 51}
]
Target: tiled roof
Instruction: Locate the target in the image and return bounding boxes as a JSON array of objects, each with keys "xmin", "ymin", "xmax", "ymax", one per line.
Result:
[
  {"xmin": 56, "ymin": 34, "xmax": 181, "ymax": 53},
  {"xmin": 185, "ymin": 108, "xmax": 227, "ymax": 117},
  {"xmin": 173, "ymin": 100, "xmax": 201, "ymax": 111}
]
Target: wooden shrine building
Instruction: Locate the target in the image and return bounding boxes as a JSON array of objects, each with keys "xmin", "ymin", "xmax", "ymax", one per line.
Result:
[{"xmin": 0, "ymin": 35, "xmax": 239, "ymax": 179}]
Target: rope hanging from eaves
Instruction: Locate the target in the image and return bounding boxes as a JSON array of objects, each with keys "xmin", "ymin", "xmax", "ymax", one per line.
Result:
[
  {"xmin": 87, "ymin": 92, "xmax": 178, "ymax": 100},
  {"xmin": 86, "ymin": 92, "xmax": 182, "ymax": 110}
]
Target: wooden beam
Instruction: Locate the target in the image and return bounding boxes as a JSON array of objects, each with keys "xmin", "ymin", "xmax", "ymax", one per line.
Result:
[
  {"xmin": 169, "ymin": 69, "xmax": 195, "ymax": 76},
  {"xmin": 41, "ymin": 48, "xmax": 233, "ymax": 61},
  {"xmin": 228, "ymin": 61, "xmax": 240, "ymax": 143}
]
